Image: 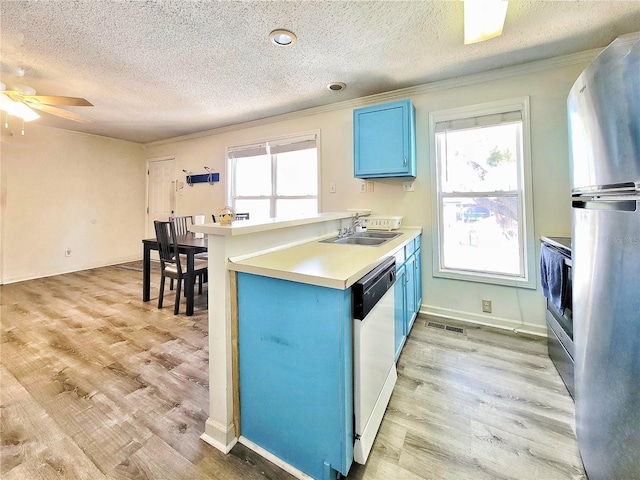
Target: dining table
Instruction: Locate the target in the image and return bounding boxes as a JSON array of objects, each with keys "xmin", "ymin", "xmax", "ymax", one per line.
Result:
[{"xmin": 142, "ymin": 233, "xmax": 208, "ymax": 316}]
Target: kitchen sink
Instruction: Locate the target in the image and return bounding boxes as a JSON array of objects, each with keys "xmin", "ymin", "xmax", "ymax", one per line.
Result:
[
  {"xmin": 353, "ymin": 231, "xmax": 401, "ymax": 239},
  {"xmin": 321, "ymin": 231, "xmax": 402, "ymax": 246}
]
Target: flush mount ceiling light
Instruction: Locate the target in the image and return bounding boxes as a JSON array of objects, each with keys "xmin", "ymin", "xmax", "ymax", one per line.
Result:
[
  {"xmin": 327, "ymin": 82, "xmax": 346, "ymax": 92},
  {"xmin": 269, "ymin": 29, "xmax": 297, "ymax": 46},
  {"xmin": 463, "ymin": 0, "xmax": 508, "ymax": 45}
]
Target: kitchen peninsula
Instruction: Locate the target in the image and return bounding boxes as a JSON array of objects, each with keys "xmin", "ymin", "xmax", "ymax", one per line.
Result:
[{"xmin": 191, "ymin": 213, "xmax": 421, "ymax": 479}]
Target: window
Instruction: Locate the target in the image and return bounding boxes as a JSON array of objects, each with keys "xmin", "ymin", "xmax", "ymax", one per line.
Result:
[
  {"xmin": 228, "ymin": 132, "xmax": 319, "ymax": 220},
  {"xmin": 429, "ymin": 98, "xmax": 535, "ymax": 287}
]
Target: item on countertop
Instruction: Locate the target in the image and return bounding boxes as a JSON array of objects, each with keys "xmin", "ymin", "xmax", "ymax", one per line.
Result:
[{"xmin": 217, "ymin": 206, "xmax": 236, "ymax": 225}]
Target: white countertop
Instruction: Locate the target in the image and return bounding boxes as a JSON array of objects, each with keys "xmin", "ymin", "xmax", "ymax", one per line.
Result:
[
  {"xmin": 228, "ymin": 227, "xmax": 422, "ymax": 290},
  {"xmin": 190, "ymin": 211, "xmax": 370, "ymax": 237}
]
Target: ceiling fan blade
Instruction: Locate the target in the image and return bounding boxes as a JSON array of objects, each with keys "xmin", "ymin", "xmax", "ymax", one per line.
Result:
[
  {"xmin": 23, "ymin": 95, "xmax": 92, "ymax": 107},
  {"xmin": 28, "ymin": 103, "xmax": 92, "ymax": 123},
  {"xmin": 4, "ymin": 91, "xmax": 24, "ymax": 102}
]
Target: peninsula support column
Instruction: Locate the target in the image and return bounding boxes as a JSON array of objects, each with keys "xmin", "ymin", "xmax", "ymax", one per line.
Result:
[{"xmin": 200, "ymin": 234, "xmax": 236, "ymax": 452}]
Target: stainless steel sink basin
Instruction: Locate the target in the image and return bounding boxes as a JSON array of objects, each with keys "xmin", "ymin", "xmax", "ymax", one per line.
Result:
[
  {"xmin": 353, "ymin": 231, "xmax": 401, "ymax": 239},
  {"xmin": 321, "ymin": 231, "xmax": 402, "ymax": 246}
]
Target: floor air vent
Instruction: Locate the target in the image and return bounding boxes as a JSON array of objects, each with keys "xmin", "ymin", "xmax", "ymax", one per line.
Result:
[
  {"xmin": 427, "ymin": 321, "xmax": 446, "ymax": 330},
  {"xmin": 427, "ymin": 321, "xmax": 465, "ymax": 335}
]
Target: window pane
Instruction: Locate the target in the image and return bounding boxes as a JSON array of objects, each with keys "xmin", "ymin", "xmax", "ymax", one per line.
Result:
[
  {"xmin": 234, "ymin": 199, "xmax": 270, "ymax": 220},
  {"xmin": 276, "ymin": 149, "xmax": 318, "ymax": 196},
  {"xmin": 438, "ymin": 123, "xmax": 520, "ymax": 193},
  {"xmin": 441, "ymin": 196, "xmax": 521, "ymax": 276},
  {"xmin": 276, "ymin": 199, "xmax": 318, "ymax": 218},
  {"xmin": 235, "ymin": 154, "xmax": 271, "ymax": 196}
]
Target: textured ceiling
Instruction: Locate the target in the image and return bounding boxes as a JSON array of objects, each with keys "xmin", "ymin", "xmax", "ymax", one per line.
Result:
[{"xmin": 1, "ymin": 1, "xmax": 639, "ymax": 144}]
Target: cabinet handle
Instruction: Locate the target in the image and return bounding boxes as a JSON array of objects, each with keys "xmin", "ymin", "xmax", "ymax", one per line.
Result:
[{"xmin": 403, "ymin": 157, "xmax": 407, "ymax": 167}]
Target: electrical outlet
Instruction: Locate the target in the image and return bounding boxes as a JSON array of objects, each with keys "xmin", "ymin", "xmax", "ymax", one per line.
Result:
[
  {"xmin": 366, "ymin": 181, "xmax": 374, "ymax": 193},
  {"xmin": 65, "ymin": 248, "xmax": 72, "ymax": 257},
  {"xmin": 360, "ymin": 182, "xmax": 367, "ymax": 193},
  {"xmin": 482, "ymin": 299, "xmax": 492, "ymax": 313},
  {"xmin": 403, "ymin": 181, "xmax": 415, "ymax": 192}
]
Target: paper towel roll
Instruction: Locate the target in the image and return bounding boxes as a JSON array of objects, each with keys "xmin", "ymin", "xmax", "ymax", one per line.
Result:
[{"xmin": 193, "ymin": 214, "xmax": 205, "ymax": 238}]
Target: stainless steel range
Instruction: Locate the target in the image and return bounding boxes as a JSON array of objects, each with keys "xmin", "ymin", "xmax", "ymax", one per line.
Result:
[{"xmin": 540, "ymin": 235, "xmax": 574, "ymax": 398}]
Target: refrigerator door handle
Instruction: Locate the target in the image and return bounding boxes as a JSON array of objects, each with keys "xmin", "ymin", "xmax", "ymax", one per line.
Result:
[{"xmin": 572, "ymin": 199, "xmax": 637, "ymax": 212}]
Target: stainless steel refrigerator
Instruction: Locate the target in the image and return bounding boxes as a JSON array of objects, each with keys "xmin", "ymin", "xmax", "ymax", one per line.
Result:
[{"xmin": 568, "ymin": 33, "xmax": 640, "ymax": 480}]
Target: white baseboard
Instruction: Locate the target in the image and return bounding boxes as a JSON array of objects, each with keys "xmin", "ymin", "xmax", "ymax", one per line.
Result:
[
  {"xmin": 200, "ymin": 418, "xmax": 237, "ymax": 454},
  {"xmin": 421, "ymin": 304, "xmax": 547, "ymax": 337},
  {"xmin": 238, "ymin": 436, "xmax": 314, "ymax": 480},
  {"xmin": 1, "ymin": 254, "xmax": 142, "ymax": 285},
  {"xmin": 200, "ymin": 431, "xmax": 236, "ymax": 454}
]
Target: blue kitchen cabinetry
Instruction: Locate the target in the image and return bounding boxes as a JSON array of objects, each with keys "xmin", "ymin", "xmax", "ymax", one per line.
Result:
[
  {"xmin": 237, "ymin": 273, "xmax": 353, "ymax": 480},
  {"xmin": 394, "ymin": 235, "xmax": 422, "ymax": 360},
  {"xmin": 353, "ymin": 99, "xmax": 417, "ymax": 178}
]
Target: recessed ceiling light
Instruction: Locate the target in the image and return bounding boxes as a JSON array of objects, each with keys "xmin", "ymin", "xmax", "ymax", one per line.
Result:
[
  {"xmin": 269, "ymin": 29, "xmax": 297, "ymax": 46},
  {"xmin": 327, "ymin": 82, "xmax": 346, "ymax": 91}
]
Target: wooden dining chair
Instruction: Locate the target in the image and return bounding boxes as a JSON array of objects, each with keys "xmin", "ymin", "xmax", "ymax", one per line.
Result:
[
  {"xmin": 170, "ymin": 215, "xmax": 192, "ymax": 235},
  {"xmin": 154, "ymin": 220, "xmax": 208, "ymax": 315}
]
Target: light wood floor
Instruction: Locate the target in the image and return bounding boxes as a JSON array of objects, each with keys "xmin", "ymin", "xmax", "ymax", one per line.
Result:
[{"xmin": 1, "ymin": 264, "xmax": 585, "ymax": 479}]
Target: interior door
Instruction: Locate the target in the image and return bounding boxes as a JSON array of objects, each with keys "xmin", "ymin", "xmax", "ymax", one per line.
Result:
[{"xmin": 147, "ymin": 158, "xmax": 175, "ymax": 237}]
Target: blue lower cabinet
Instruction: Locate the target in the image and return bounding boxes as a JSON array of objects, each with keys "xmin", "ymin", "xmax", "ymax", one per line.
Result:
[
  {"xmin": 414, "ymin": 246, "xmax": 422, "ymax": 314},
  {"xmin": 394, "ymin": 263, "xmax": 406, "ymax": 360},
  {"xmin": 237, "ymin": 273, "xmax": 353, "ymax": 480},
  {"xmin": 394, "ymin": 235, "xmax": 422, "ymax": 359}
]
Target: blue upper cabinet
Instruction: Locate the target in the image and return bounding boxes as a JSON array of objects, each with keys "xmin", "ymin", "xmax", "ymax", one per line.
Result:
[{"xmin": 353, "ymin": 99, "xmax": 416, "ymax": 178}]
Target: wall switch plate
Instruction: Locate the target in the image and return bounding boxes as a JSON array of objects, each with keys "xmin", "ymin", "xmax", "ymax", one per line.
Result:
[
  {"xmin": 65, "ymin": 248, "xmax": 72, "ymax": 257},
  {"xmin": 403, "ymin": 181, "xmax": 414, "ymax": 192},
  {"xmin": 366, "ymin": 181, "xmax": 374, "ymax": 193},
  {"xmin": 329, "ymin": 182, "xmax": 336, "ymax": 193},
  {"xmin": 482, "ymin": 299, "xmax": 492, "ymax": 313}
]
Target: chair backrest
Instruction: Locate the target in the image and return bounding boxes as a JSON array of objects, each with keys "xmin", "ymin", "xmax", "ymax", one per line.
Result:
[
  {"xmin": 154, "ymin": 220, "xmax": 181, "ymax": 272},
  {"xmin": 170, "ymin": 215, "xmax": 191, "ymax": 235}
]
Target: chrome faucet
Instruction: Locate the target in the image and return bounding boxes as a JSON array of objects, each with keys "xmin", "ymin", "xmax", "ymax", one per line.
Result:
[{"xmin": 337, "ymin": 214, "xmax": 364, "ymax": 238}]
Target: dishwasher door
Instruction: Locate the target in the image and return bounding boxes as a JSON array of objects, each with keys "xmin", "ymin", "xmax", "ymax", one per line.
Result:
[{"xmin": 353, "ymin": 258, "xmax": 397, "ymax": 464}]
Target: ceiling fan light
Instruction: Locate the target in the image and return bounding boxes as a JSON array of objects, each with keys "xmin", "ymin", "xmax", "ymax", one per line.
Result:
[
  {"xmin": 0, "ymin": 93, "xmax": 14, "ymax": 111},
  {"xmin": 463, "ymin": 0, "xmax": 508, "ymax": 45},
  {"xmin": 10, "ymin": 102, "xmax": 40, "ymax": 122}
]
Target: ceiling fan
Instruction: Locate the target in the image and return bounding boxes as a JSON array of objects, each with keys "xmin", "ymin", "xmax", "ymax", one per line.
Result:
[{"xmin": 0, "ymin": 82, "xmax": 93, "ymax": 123}]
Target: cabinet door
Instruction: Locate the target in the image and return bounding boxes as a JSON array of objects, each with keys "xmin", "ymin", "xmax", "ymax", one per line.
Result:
[
  {"xmin": 394, "ymin": 264, "xmax": 407, "ymax": 360},
  {"xmin": 405, "ymin": 254, "xmax": 417, "ymax": 334},
  {"xmin": 354, "ymin": 99, "xmax": 416, "ymax": 178},
  {"xmin": 414, "ymin": 244, "xmax": 422, "ymax": 310}
]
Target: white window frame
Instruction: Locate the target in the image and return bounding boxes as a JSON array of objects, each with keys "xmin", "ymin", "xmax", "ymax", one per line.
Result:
[
  {"xmin": 227, "ymin": 131, "xmax": 320, "ymax": 219},
  {"xmin": 429, "ymin": 97, "xmax": 536, "ymax": 288}
]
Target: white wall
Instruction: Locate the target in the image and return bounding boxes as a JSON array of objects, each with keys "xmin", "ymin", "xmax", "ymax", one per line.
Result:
[
  {"xmin": 145, "ymin": 56, "xmax": 589, "ymax": 335},
  {"xmin": 1, "ymin": 124, "xmax": 146, "ymax": 283}
]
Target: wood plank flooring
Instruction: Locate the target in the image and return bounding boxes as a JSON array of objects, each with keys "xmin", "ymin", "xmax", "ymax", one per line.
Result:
[
  {"xmin": 348, "ymin": 319, "xmax": 586, "ymax": 480},
  {"xmin": 1, "ymin": 264, "xmax": 585, "ymax": 479}
]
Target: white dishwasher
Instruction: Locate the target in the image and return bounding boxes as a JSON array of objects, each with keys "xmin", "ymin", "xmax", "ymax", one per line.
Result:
[{"xmin": 352, "ymin": 257, "xmax": 397, "ymax": 464}]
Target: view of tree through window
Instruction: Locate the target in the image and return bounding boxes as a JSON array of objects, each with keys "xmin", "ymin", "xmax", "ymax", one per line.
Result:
[{"xmin": 436, "ymin": 118, "xmax": 525, "ymax": 278}]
